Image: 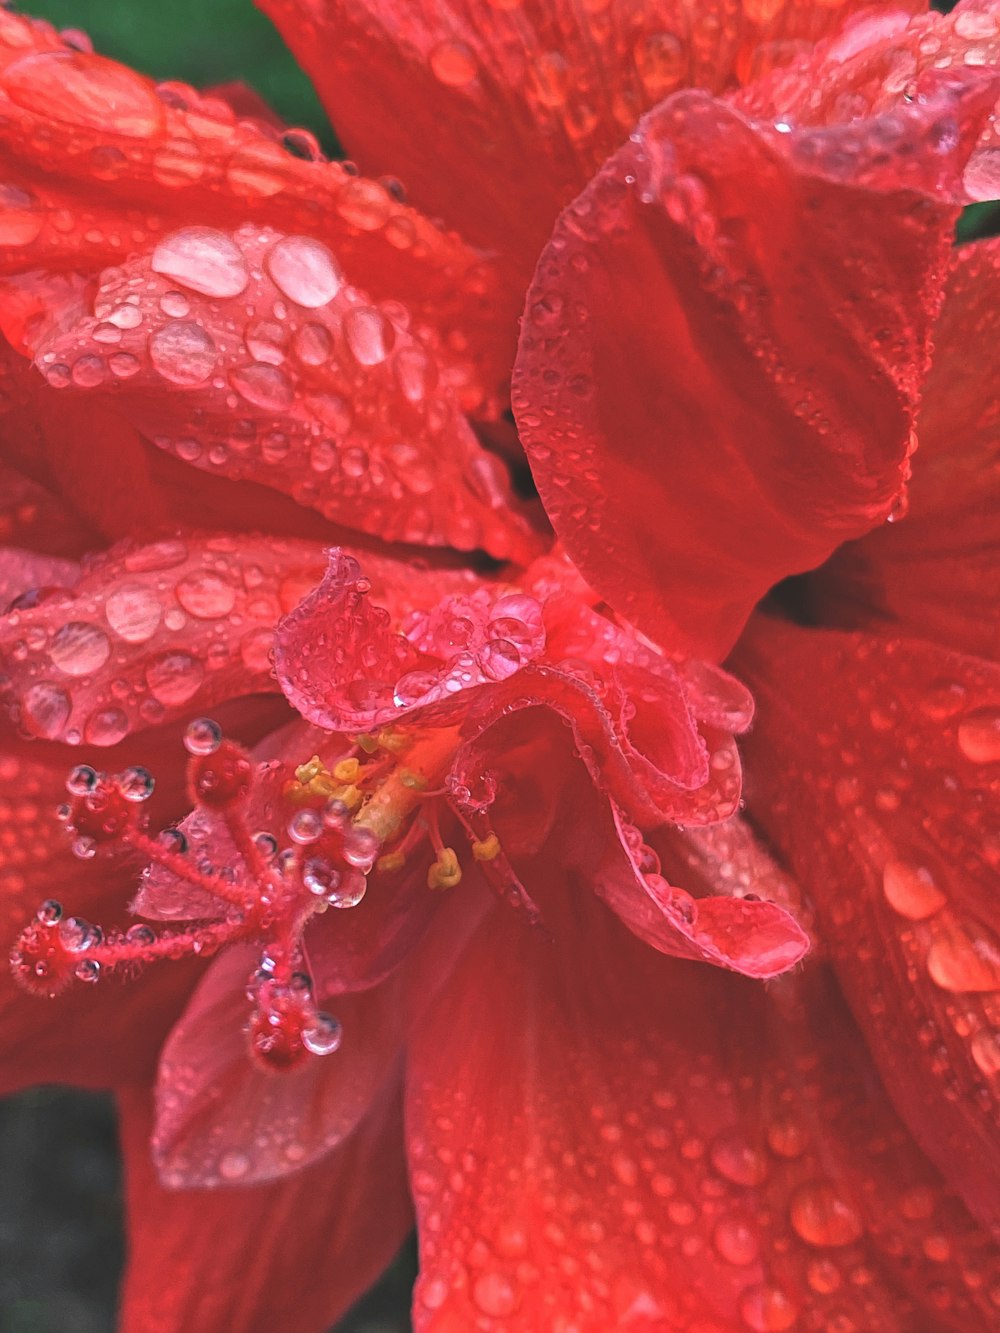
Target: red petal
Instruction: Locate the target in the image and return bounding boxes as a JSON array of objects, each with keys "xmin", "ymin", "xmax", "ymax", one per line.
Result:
[
  {"xmin": 152, "ymin": 942, "xmax": 407, "ymax": 1186},
  {"xmin": 257, "ymin": 0, "xmax": 923, "ymax": 270},
  {"xmin": 0, "ymin": 11, "xmax": 507, "ymax": 404},
  {"xmin": 512, "ymin": 73, "xmax": 998, "ymax": 659},
  {"xmin": 0, "ymin": 546, "xmax": 78, "ymax": 607},
  {"xmin": 0, "ymin": 533, "xmax": 321, "ymax": 746},
  {"xmin": 28, "ymin": 225, "xmax": 534, "ymax": 559},
  {"xmin": 119, "ymin": 1081, "xmax": 412, "ymax": 1333},
  {"xmin": 734, "ymin": 0, "xmax": 1000, "ymax": 200},
  {"xmin": 739, "ymin": 617, "xmax": 1000, "ymax": 1233},
  {"xmin": 814, "ymin": 237, "xmax": 1000, "ymax": 662},
  {"xmin": 407, "ymin": 886, "xmax": 999, "ymax": 1329}
]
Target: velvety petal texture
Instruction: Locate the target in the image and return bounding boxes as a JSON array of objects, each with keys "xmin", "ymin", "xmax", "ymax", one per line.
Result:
[
  {"xmin": 513, "ymin": 70, "xmax": 998, "ymax": 659},
  {"xmin": 25, "ymin": 225, "xmax": 534, "ymax": 560},
  {"xmin": 407, "ymin": 889, "xmax": 998, "ymax": 1330},
  {"xmin": 119, "ymin": 1083, "xmax": 413, "ymax": 1333},
  {"xmin": 813, "ymin": 236, "xmax": 1000, "ymax": 661},
  {"xmin": 740, "ymin": 617, "xmax": 1000, "ymax": 1235},
  {"xmin": 257, "ymin": 0, "xmax": 923, "ymax": 269},
  {"xmin": 0, "ymin": 9, "xmax": 508, "ymax": 404}
]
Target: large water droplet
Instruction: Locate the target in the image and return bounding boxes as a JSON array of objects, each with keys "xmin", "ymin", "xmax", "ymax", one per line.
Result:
[
  {"xmin": 49, "ymin": 621, "xmax": 110, "ymax": 676},
  {"xmin": 21, "ymin": 681, "xmax": 71, "ymax": 739},
  {"xmin": 927, "ymin": 921, "xmax": 1000, "ymax": 993},
  {"xmin": 265, "ymin": 235, "xmax": 343, "ymax": 308},
  {"xmin": 0, "ymin": 182, "xmax": 43, "ymax": 246},
  {"xmin": 151, "ymin": 227, "xmax": 249, "ymax": 298},
  {"xmin": 971, "ymin": 1027, "xmax": 1000, "ymax": 1077},
  {"xmin": 713, "ymin": 1216, "xmax": 759, "ymax": 1266},
  {"xmin": 145, "ymin": 651, "xmax": 204, "ymax": 705},
  {"xmin": 176, "ymin": 571, "xmax": 236, "ymax": 620},
  {"xmin": 882, "ymin": 860, "xmax": 946, "ymax": 921},
  {"xmin": 5, "ymin": 50, "xmax": 164, "ymax": 136},
  {"xmin": 148, "ymin": 320, "xmax": 217, "ymax": 386},
  {"xmin": 740, "ymin": 1284, "xmax": 798, "ymax": 1332},
  {"xmin": 957, "ymin": 707, "xmax": 1000, "ymax": 764},
  {"xmin": 344, "ymin": 306, "xmax": 393, "ymax": 365},
  {"xmin": 230, "ymin": 363, "xmax": 294, "ymax": 411},
  {"xmin": 709, "ymin": 1129, "xmax": 769, "ymax": 1186},
  {"xmin": 789, "ymin": 1181, "xmax": 863, "ymax": 1247},
  {"xmin": 105, "ymin": 583, "xmax": 162, "ymax": 643}
]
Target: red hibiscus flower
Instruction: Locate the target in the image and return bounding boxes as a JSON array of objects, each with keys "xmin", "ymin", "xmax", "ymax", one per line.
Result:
[{"xmin": 1, "ymin": 0, "xmax": 999, "ymax": 1330}]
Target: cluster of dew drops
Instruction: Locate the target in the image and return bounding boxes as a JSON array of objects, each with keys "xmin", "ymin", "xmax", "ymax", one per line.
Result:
[{"xmin": 9, "ymin": 717, "xmax": 389, "ymax": 1073}]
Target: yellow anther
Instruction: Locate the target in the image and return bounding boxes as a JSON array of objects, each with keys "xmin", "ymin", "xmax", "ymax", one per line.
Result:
[
  {"xmin": 333, "ymin": 757, "xmax": 361, "ymax": 784},
  {"xmin": 399, "ymin": 768, "xmax": 428, "ymax": 791},
  {"xmin": 334, "ymin": 783, "xmax": 364, "ymax": 813},
  {"xmin": 427, "ymin": 847, "xmax": 462, "ymax": 891},
  {"xmin": 355, "ymin": 733, "xmax": 379, "ymax": 755},
  {"xmin": 377, "ymin": 727, "xmax": 410, "ymax": 753},
  {"xmin": 471, "ymin": 833, "xmax": 501, "ymax": 862},
  {"xmin": 295, "ymin": 756, "xmax": 325, "ymax": 785},
  {"xmin": 377, "ymin": 850, "xmax": 407, "ymax": 873},
  {"xmin": 288, "ymin": 756, "xmax": 339, "ymax": 802}
]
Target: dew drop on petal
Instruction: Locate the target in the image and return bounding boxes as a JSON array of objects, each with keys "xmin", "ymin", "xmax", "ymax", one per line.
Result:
[
  {"xmin": 5, "ymin": 50, "xmax": 164, "ymax": 136},
  {"xmin": 471, "ymin": 1271, "xmax": 518, "ymax": 1317},
  {"xmin": 21, "ymin": 681, "xmax": 71, "ymax": 739},
  {"xmin": 957, "ymin": 707, "xmax": 1000, "ymax": 763},
  {"xmin": 739, "ymin": 1284, "xmax": 798, "ymax": 1332},
  {"xmin": 49, "ymin": 621, "xmax": 110, "ymax": 676},
  {"xmin": 230, "ymin": 363, "xmax": 294, "ymax": 411},
  {"xmin": 971, "ymin": 1027, "xmax": 1000, "ymax": 1077},
  {"xmin": 145, "ymin": 651, "xmax": 204, "ymax": 705},
  {"xmin": 265, "ymin": 235, "xmax": 343, "ymax": 308},
  {"xmin": 148, "ymin": 320, "xmax": 217, "ymax": 386},
  {"xmin": 302, "ymin": 1012, "xmax": 343, "ymax": 1055},
  {"xmin": 83, "ymin": 707, "xmax": 129, "ymax": 746},
  {"xmin": 0, "ymin": 183, "xmax": 43, "ymax": 246},
  {"xmin": 881, "ymin": 860, "xmax": 946, "ymax": 921},
  {"xmin": 709, "ymin": 1129, "xmax": 769, "ymax": 1186},
  {"xmin": 789, "ymin": 1181, "xmax": 864, "ymax": 1247},
  {"xmin": 151, "ymin": 227, "xmax": 249, "ymax": 298},
  {"xmin": 175, "ymin": 571, "xmax": 236, "ymax": 620},
  {"xmin": 713, "ymin": 1216, "xmax": 759, "ymax": 1266},
  {"xmin": 218, "ymin": 1150, "xmax": 250, "ymax": 1181},
  {"xmin": 343, "ymin": 306, "xmax": 393, "ymax": 365},
  {"xmin": 926, "ymin": 920, "xmax": 1000, "ymax": 993},
  {"xmin": 430, "ymin": 40, "xmax": 478, "ymax": 87},
  {"xmin": 105, "ymin": 583, "xmax": 162, "ymax": 643}
]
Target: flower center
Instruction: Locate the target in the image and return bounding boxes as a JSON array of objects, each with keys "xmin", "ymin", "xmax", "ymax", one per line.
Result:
[{"xmin": 9, "ymin": 717, "xmax": 470, "ymax": 1072}]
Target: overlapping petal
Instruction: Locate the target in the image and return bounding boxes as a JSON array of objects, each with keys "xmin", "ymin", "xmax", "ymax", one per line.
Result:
[
  {"xmin": 513, "ymin": 69, "xmax": 999, "ymax": 660},
  {"xmin": 0, "ymin": 9, "xmax": 508, "ymax": 403},
  {"xmin": 119, "ymin": 1083, "xmax": 413, "ymax": 1333},
  {"xmin": 0, "ymin": 533, "xmax": 325, "ymax": 746},
  {"xmin": 739, "ymin": 616, "xmax": 1000, "ymax": 1233},
  {"xmin": 813, "ymin": 236, "xmax": 1000, "ymax": 661},
  {"xmin": 24, "ymin": 224, "xmax": 535, "ymax": 560},
  {"xmin": 407, "ymin": 888, "xmax": 998, "ymax": 1330},
  {"xmin": 257, "ymin": 0, "xmax": 922, "ymax": 268}
]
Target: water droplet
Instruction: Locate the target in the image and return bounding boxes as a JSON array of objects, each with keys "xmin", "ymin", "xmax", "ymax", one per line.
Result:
[
  {"xmin": 302, "ymin": 1012, "xmax": 343, "ymax": 1055},
  {"xmin": 430, "ymin": 41, "xmax": 478, "ymax": 87},
  {"xmin": 117, "ymin": 766, "xmax": 155, "ymax": 802},
  {"xmin": 49, "ymin": 621, "xmax": 110, "ymax": 676},
  {"xmin": 126, "ymin": 924, "xmax": 156, "ymax": 946},
  {"xmin": 75, "ymin": 958, "xmax": 101, "ymax": 983},
  {"xmin": 145, "ymin": 651, "xmax": 204, "ymax": 705},
  {"xmin": 36, "ymin": 899, "xmax": 63, "ymax": 925},
  {"xmin": 230, "ymin": 363, "xmax": 293, "ymax": 411},
  {"xmin": 971, "ymin": 1027, "xmax": 1000, "ymax": 1077},
  {"xmin": 343, "ymin": 826, "xmax": 380, "ymax": 869},
  {"xmin": 0, "ymin": 182, "xmax": 43, "ymax": 246},
  {"xmin": 265, "ymin": 235, "xmax": 343, "ymax": 308},
  {"xmin": 343, "ymin": 306, "xmax": 393, "ymax": 365},
  {"xmin": 59, "ymin": 916, "xmax": 100, "ymax": 952},
  {"xmin": 84, "ymin": 707, "xmax": 129, "ymax": 746},
  {"xmin": 288, "ymin": 808, "xmax": 323, "ymax": 844},
  {"xmin": 957, "ymin": 707, "xmax": 1000, "ymax": 763},
  {"xmin": 21, "ymin": 681, "xmax": 71, "ymax": 739},
  {"xmin": 882, "ymin": 860, "xmax": 946, "ymax": 921},
  {"xmin": 151, "ymin": 227, "xmax": 249, "ymax": 298},
  {"xmin": 184, "ymin": 718, "xmax": 223, "ymax": 755},
  {"xmin": 218, "ymin": 1150, "xmax": 250, "ymax": 1180},
  {"xmin": 472, "ymin": 1271, "xmax": 517, "ymax": 1317},
  {"xmin": 105, "ymin": 583, "xmax": 162, "ymax": 643},
  {"xmin": 176, "ymin": 571, "xmax": 236, "ymax": 620},
  {"xmin": 67, "ymin": 764, "xmax": 99, "ymax": 796},
  {"xmin": 148, "ymin": 320, "xmax": 217, "ymax": 386},
  {"xmin": 5, "ymin": 50, "xmax": 163, "ymax": 136},
  {"xmin": 740, "ymin": 1284, "xmax": 798, "ymax": 1331},
  {"xmin": 789, "ymin": 1181, "xmax": 863, "ymax": 1247},
  {"xmin": 713, "ymin": 1216, "xmax": 759, "ymax": 1266},
  {"xmin": 927, "ymin": 921, "xmax": 1000, "ymax": 993},
  {"xmin": 710, "ymin": 1129, "xmax": 769, "ymax": 1186}
]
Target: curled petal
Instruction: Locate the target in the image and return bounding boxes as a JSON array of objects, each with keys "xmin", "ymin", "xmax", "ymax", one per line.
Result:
[
  {"xmin": 513, "ymin": 73, "xmax": 999, "ymax": 659},
  {"xmin": 29, "ymin": 224, "xmax": 536, "ymax": 560},
  {"xmin": 0, "ymin": 533, "xmax": 324, "ymax": 745},
  {"xmin": 740, "ymin": 617, "xmax": 1000, "ymax": 1232}
]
